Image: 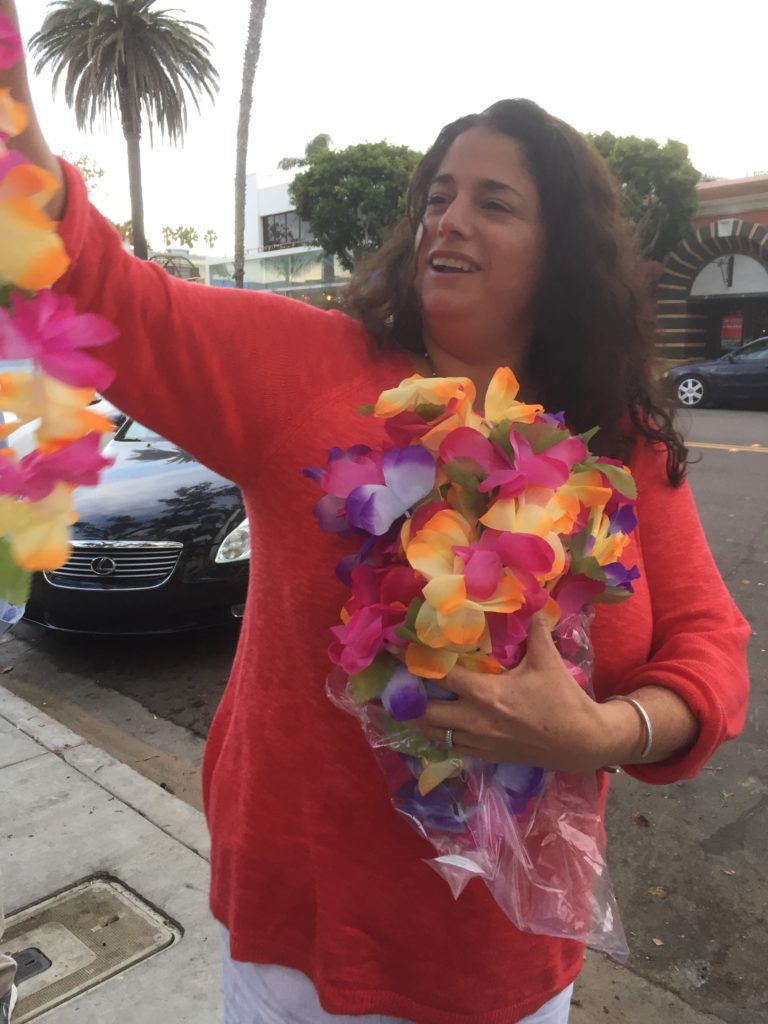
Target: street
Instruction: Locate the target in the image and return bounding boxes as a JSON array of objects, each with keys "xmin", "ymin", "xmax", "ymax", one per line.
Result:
[{"xmin": 1, "ymin": 406, "xmax": 766, "ymax": 1023}]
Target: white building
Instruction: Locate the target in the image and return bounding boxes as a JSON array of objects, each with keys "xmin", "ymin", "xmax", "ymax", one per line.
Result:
[{"xmin": 205, "ymin": 176, "xmax": 350, "ymax": 306}]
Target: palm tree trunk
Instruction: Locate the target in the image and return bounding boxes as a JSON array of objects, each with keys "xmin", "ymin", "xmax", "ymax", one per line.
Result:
[
  {"xmin": 234, "ymin": 0, "xmax": 268, "ymax": 289},
  {"xmin": 124, "ymin": 128, "xmax": 148, "ymax": 260}
]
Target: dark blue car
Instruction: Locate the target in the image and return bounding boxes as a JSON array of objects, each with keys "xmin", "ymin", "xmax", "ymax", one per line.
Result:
[{"xmin": 666, "ymin": 336, "xmax": 768, "ymax": 407}]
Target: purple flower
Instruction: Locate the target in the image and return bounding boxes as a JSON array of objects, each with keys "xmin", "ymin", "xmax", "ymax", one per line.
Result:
[
  {"xmin": 493, "ymin": 762, "xmax": 545, "ymax": 814},
  {"xmin": 345, "ymin": 446, "xmax": 436, "ymax": 536},
  {"xmin": 396, "ymin": 778, "xmax": 469, "ymax": 833},
  {"xmin": 603, "ymin": 562, "xmax": 641, "ymax": 592},
  {"xmin": 608, "ymin": 504, "xmax": 638, "ymax": 536},
  {"xmin": 381, "ymin": 665, "xmax": 428, "ymax": 721},
  {"xmin": 537, "ymin": 410, "xmax": 567, "ymax": 426}
]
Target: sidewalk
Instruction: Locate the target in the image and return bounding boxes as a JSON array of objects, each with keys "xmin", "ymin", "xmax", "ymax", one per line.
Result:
[
  {"xmin": 0, "ymin": 685, "xmax": 728, "ymax": 1024},
  {"xmin": 0, "ymin": 686, "xmax": 219, "ymax": 1023}
]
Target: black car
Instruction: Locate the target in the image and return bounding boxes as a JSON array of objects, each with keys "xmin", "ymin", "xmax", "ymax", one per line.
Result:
[
  {"xmin": 24, "ymin": 419, "xmax": 249, "ymax": 634},
  {"xmin": 666, "ymin": 336, "xmax": 768, "ymax": 408}
]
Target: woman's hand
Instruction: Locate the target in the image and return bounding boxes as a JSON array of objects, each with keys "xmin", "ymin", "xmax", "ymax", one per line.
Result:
[
  {"xmin": 0, "ymin": 1, "xmax": 65, "ymax": 215},
  {"xmin": 406, "ymin": 613, "xmax": 646, "ymax": 772}
]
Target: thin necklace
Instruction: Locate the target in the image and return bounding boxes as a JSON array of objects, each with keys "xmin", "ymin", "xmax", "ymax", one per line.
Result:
[{"xmin": 421, "ymin": 348, "xmax": 438, "ymax": 377}]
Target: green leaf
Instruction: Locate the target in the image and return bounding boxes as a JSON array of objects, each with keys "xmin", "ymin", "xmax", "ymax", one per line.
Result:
[
  {"xmin": 402, "ymin": 597, "xmax": 422, "ymax": 634},
  {"xmin": 571, "ymin": 455, "xmax": 598, "ymax": 474},
  {"xmin": 414, "ymin": 402, "xmax": 446, "ymax": 421},
  {"xmin": 513, "ymin": 420, "xmax": 566, "ymax": 453},
  {"xmin": 452, "ymin": 484, "xmax": 488, "ymax": 521},
  {"xmin": 596, "ymin": 461, "xmax": 638, "ymax": 500},
  {"xmin": 394, "ymin": 597, "xmax": 424, "ymax": 644},
  {"xmin": 443, "ymin": 461, "xmax": 488, "ymax": 518},
  {"xmin": 569, "ymin": 554, "xmax": 607, "ymax": 583},
  {"xmin": 580, "ymin": 425, "xmax": 600, "ymax": 448},
  {"xmin": 394, "ymin": 625, "xmax": 419, "ymax": 643},
  {"xmin": 349, "ymin": 652, "xmax": 398, "ymax": 702},
  {"xmin": 489, "ymin": 420, "xmax": 514, "ymax": 459},
  {"xmin": 443, "ymin": 458, "xmax": 485, "ymax": 486},
  {"xmin": 566, "ymin": 528, "xmax": 590, "ymax": 562},
  {"xmin": 380, "ymin": 716, "xmax": 434, "ymax": 757},
  {"xmin": 0, "ymin": 540, "xmax": 32, "ymax": 607},
  {"xmin": 592, "ymin": 588, "xmax": 632, "ymax": 605}
]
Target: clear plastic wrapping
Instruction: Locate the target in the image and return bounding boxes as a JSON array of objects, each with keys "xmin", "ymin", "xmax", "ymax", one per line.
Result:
[{"xmin": 327, "ymin": 613, "xmax": 628, "ymax": 960}]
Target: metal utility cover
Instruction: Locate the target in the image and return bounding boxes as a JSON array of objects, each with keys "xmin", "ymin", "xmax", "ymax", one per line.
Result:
[{"xmin": 2, "ymin": 876, "xmax": 180, "ymax": 1022}]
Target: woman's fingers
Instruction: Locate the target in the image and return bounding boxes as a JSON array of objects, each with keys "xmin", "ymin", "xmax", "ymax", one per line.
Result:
[
  {"xmin": 519, "ymin": 610, "xmax": 558, "ymax": 669},
  {"xmin": 440, "ymin": 661, "xmax": 499, "ymax": 697},
  {"xmin": 415, "ymin": 724, "xmax": 489, "ymax": 762}
]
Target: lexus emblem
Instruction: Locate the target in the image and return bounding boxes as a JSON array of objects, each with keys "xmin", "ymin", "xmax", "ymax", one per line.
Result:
[{"xmin": 91, "ymin": 556, "xmax": 117, "ymax": 576}]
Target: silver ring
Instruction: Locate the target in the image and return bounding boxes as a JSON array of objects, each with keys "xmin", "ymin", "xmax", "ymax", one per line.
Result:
[{"xmin": 444, "ymin": 728, "xmax": 454, "ymax": 748}]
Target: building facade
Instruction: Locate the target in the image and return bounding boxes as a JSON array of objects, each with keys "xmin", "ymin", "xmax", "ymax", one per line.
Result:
[
  {"xmin": 206, "ymin": 176, "xmax": 350, "ymax": 306},
  {"xmin": 656, "ymin": 174, "xmax": 768, "ymax": 359}
]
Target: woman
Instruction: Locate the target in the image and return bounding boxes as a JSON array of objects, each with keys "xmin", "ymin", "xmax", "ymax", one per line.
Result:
[{"xmin": 1, "ymin": 6, "xmax": 750, "ymax": 1021}]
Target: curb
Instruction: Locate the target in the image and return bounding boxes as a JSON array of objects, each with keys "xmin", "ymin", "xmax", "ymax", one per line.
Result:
[{"xmin": 0, "ymin": 686, "xmax": 209, "ymax": 861}]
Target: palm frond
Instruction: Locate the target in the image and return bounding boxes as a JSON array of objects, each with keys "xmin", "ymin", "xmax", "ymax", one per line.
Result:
[{"xmin": 29, "ymin": 0, "xmax": 219, "ymax": 144}]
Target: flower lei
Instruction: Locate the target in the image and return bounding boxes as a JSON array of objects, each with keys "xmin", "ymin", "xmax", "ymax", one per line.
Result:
[
  {"xmin": 307, "ymin": 367, "xmax": 640, "ymax": 803},
  {"xmin": 0, "ymin": 15, "xmax": 116, "ymax": 625}
]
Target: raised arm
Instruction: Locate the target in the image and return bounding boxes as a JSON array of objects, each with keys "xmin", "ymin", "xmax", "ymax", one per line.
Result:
[
  {"xmin": 1, "ymin": 1, "xmax": 359, "ymax": 486},
  {"xmin": 0, "ymin": 1, "xmax": 64, "ymax": 212}
]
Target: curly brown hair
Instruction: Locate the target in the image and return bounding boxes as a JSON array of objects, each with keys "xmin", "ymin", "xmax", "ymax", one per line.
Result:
[{"xmin": 344, "ymin": 98, "xmax": 688, "ymax": 484}]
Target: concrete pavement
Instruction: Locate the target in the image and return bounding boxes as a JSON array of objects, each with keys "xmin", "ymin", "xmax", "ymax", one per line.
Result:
[
  {"xmin": 0, "ymin": 686, "xmax": 219, "ymax": 1023},
  {"xmin": 0, "ymin": 684, "xmax": 736, "ymax": 1023}
]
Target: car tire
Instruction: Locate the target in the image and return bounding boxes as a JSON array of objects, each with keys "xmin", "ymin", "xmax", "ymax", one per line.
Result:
[{"xmin": 676, "ymin": 375, "xmax": 708, "ymax": 408}]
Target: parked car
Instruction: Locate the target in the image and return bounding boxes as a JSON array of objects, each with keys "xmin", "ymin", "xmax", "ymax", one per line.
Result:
[
  {"xmin": 666, "ymin": 336, "xmax": 768, "ymax": 408},
  {"xmin": 23, "ymin": 418, "xmax": 249, "ymax": 635}
]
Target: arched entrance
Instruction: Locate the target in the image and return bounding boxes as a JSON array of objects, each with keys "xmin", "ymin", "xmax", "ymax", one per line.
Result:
[{"xmin": 656, "ymin": 219, "xmax": 768, "ymax": 359}]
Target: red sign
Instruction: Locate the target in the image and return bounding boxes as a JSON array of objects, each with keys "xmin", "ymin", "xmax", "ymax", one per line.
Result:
[{"xmin": 721, "ymin": 314, "xmax": 743, "ymax": 342}]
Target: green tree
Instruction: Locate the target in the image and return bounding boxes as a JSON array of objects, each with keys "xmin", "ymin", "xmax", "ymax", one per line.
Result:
[
  {"xmin": 168, "ymin": 225, "xmax": 198, "ymax": 248},
  {"xmin": 203, "ymin": 228, "xmax": 219, "ymax": 250},
  {"xmin": 112, "ymin": 219, "xmax": 133, "ymax": 244},
  {"xmin": 588, "ymin": 132, "xmax": 700, "ymax": 260},
  {"xmin": 233, "ymin": 0, "xmax": 268, "ymax": 289},
  {"xmin": 30, "ymin": 0, "xmax": 219, "ymax": 261},
  {"xmin": 64, "ymin": 152, "xmax": 104, "ymax": 190},
  {"xmin": 288, "ymin": 140, "xmax": 422, "ymax": 271},
  {"xmin": 278, "ymin": 133, "xmax": 332, "ymax": 172}
]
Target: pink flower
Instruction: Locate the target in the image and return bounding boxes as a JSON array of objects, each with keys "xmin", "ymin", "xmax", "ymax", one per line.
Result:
[
  {"xmin": 0, "ymin": 291, "xmax": 117, "ymax": 390},
  {"xmin": 0, "ymin": 16, "xmax": 22, "ymax": 71},
  {"xmin": 0, "ymin": 433, "xmax": 114, "ymax": 501},
  {"xmin": 328, "ymin": 564, "xmax": 426, "ymax": 674}
]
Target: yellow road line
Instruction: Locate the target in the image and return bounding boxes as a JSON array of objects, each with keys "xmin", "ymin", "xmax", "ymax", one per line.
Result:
[{"xmin": 687, "ymin": 441, "xmax": 768, "ymax": 453}]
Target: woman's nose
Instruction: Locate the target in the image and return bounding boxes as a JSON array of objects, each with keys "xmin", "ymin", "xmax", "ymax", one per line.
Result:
[{"xmin": 437, "ymin": 196, "xmax": 473, "ymax": 239}]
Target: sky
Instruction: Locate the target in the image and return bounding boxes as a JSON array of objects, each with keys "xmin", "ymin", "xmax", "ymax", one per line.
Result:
[{"xmin": 15, "ymin": 0, "xmax": 768, "ymax": 254}]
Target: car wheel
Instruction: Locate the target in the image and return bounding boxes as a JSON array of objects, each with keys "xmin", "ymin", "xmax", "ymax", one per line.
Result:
[{"xmin": 676, "ymin": 375, "xmax": 708, "ymax": 407}]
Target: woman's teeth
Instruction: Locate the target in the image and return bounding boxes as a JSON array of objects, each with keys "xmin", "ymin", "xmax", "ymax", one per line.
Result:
[{"xmin": 430, "ymin": 257, "xmax": 476, "ymax": 273}]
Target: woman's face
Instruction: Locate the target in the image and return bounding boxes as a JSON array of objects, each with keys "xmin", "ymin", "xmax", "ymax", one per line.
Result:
[{"xmin": 415, "ymin": 127, "xmax": 546, "ymax": 356}]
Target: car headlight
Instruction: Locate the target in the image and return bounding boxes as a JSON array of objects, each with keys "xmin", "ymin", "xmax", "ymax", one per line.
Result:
[{"xmin": 215, "ymin": 518, "xmax": 250, "ymax": 563}]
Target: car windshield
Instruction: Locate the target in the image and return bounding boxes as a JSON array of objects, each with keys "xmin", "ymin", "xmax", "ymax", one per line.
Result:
[{"xmin": 117, "ymin": 420, "xmax": 166, "ymax": 443}]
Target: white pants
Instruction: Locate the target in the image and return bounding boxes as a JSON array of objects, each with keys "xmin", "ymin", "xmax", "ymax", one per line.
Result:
[{"xmin": 220, "ymin": 928, "xmax": 572, "ymax": 1024}]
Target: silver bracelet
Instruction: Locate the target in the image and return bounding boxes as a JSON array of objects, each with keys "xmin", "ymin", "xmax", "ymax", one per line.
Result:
[{"xmin": 604, "ymin": 695, "xmax": 654, "ymax": 762}]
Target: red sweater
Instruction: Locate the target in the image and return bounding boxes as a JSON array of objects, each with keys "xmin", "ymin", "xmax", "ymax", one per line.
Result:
[{"xmin": 55, "ymin": 162, "xmax": 749, "ymax": 1024}]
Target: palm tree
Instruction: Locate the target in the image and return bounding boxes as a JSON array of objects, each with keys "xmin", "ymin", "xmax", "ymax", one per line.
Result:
[
  {"xmin": 29, "ymin": 0, "xmax": 219, "ymax": 261},
  {"xmin": 233, "ymin": 0, "xmax": 267, "ymax": 290}
]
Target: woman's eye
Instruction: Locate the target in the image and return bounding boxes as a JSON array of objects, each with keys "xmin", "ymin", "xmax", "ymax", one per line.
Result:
[
  {"xmin": 482, "ymin": 199, "xmax": 512, "ymax": 213},
  {"xmin": 426, "ymin": 194, "xmax": 448, "ymax": 207}
]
